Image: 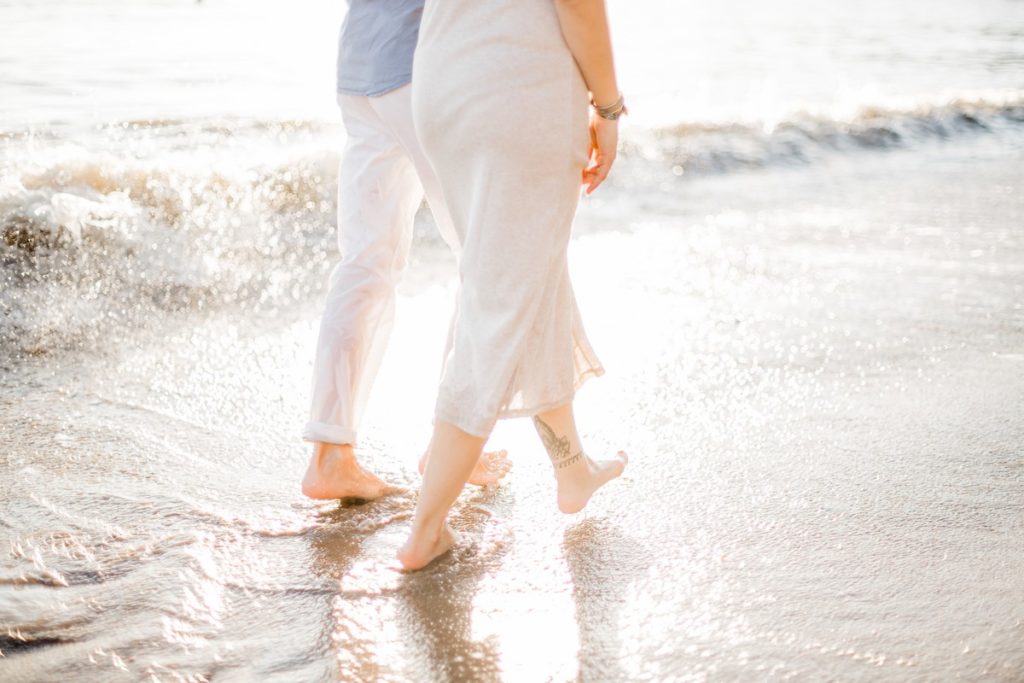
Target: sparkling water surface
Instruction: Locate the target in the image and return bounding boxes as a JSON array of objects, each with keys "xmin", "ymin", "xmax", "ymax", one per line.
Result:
[
  {"xmin": 1, "ymin": 0, "xmax": 1022, "ymax": 127},
  {"xmin": 2, "ymin": 0, "xmax": 1023, "ymax": 681}
]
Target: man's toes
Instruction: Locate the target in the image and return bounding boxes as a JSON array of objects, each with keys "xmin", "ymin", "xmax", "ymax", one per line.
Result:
[
  {"xmin": 486, "ymin": 456, "xmax": 511, "ymax": 475},
  {"xmin": 377, "ymin": 482, "xmax": 404, "ymax": 497},
  {"xmin": 489, "ymin": 462, "xmax": 512, "ymax": 482}
]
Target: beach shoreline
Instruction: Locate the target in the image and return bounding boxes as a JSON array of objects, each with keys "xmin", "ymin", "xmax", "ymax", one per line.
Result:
[
  {"xmin": 3, "ymin": 134, "xmax": 1023, "ymax": 680},
  {"xmin": 3, "ymin": 0, "xmax": 1023, "ymax": 677}
]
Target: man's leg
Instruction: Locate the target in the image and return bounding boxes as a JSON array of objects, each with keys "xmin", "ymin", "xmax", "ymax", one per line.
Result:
[
  {"xmin": 370, "ymin": 85, "xmax": 462, "ymax": 256},
  {"xmin": 370, "ymin": 86, "xmax": 511, "ymax": 487},
  {"xmin": 302, "ymin": 94, "xmax": 423, "ymax": 500}
]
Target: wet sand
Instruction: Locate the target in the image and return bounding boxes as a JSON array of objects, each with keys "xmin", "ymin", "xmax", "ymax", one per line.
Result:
[{"xmin": 2, "ymin": 137, "xmax": 1023, "ymax": 680}]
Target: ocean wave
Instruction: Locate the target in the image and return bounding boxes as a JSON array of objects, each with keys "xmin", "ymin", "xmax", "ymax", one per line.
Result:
[
  {"xmin": 2, "ymin": 95, "xmax": 1021, "ymax": 362},
  {"xmin": 4, "ymin": 96, "xmax": 1019, "ymax": 259},
  {"xmin": 0, "ymin": 139, "xmax": 344, "ymax": 361},
  {"xmin": 642, "ymin": 95, "xmax": 1024, "ymax": 173}
]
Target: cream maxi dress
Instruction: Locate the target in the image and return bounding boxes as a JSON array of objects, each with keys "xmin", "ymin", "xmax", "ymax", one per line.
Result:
[{"xmin": 412, "ymin": 0, "xmax": 603, "ymax": 437}]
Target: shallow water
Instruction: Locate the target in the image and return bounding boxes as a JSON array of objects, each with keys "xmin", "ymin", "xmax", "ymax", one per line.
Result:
[
  {"xmin": 2, "ymin": 0, "xmax": 1022, "ymax": 127},
  {"xmin": 3, "ymin": 0, "xmax": 1024, "ymax": 364},
  {"xmin": 3, "ymin": 135, "xmax": 1023, "ymax": 680},
  {"xmin": 3, "ymin": 0, "xmax": 1024, "ymax": 680}
]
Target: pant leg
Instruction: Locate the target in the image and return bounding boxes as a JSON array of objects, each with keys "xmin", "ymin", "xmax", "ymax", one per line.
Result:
[
  {"xmin": 303, "ymin": 94, "xmax": 424, "ymax": 445},
  {"xmin": 369, "ymin": 84, "xmax": 461, "ymax": 258},
  {"xmin": 369, "ymin": 84, "xmax": 465, "ymax": 389}
]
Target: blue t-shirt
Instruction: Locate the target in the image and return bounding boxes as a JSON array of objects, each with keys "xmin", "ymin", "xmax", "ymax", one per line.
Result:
[{"xmin": 337, "ymin": 0, "xmax": 425, "ymax": 97}]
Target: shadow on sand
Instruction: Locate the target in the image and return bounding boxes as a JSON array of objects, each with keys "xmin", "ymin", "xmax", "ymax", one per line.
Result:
[
  {"xmin": 307, "ymin": 486, "xmax": 512, "ymax": 681},
  {"xmin": 564, "ymin": 517, "xmax": 650, "ymax": 681},
  {"xmin": 307, "ymin": 496, "xmax": 409, "ymax": 680},
  {"xmin": 392, "ymin": 487, "xmax": 512, "ymax": 682}
]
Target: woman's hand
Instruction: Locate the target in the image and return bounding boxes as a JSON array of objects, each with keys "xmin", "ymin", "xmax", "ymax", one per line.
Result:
[
  {"xmin": 583, "ymin": 112, "xmax": 618, "ymax": 195},
  {"xmin": 554, "ymin": 0, "xmax": 620, "ymax": 194}
]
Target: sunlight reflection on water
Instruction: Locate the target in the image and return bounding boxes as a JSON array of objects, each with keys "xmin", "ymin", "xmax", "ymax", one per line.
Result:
[
  {"xmin": 2, "ymin": 0, "xmax": 1023, "ymax": 680},
  {"xmin": 1, "ymin": 0, "xmax": 1021, "ymax": 127}
]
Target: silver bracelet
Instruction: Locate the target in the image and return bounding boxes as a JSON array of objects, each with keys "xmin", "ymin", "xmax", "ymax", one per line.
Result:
[{"xmin": 591, "ymin": 94, "xmax": 627, "ymax": 120}]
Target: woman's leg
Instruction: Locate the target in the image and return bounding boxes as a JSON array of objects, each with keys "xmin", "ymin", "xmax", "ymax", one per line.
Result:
[
  {"xmin": 532, "ymin": 401, "xmax": 627, "ymax": 514},
  {"xmin": 373, "ymin": 85, "xmax": 512, "ymax": 488},
  {"xmin": 397, "ymin": 419, "xmax": 487, "ymax": 570},
  {"xmin": 418, "ymin": 438, "xmax": 511, "ymax": 488},
  {"xmin": 397, "ymin": 400, "xmax": 626, "ymax": 570}
]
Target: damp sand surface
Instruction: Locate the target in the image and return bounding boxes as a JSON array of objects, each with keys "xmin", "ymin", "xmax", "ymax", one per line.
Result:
[{"xmin": 2, "ymin": 137, "xmax": 1023, "ymax": 681}]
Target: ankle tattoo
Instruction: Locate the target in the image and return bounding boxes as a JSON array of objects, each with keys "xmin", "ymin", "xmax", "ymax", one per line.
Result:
[{"xmin": 533, "ymin": 416, "xmax": 583, "ymax": 470}]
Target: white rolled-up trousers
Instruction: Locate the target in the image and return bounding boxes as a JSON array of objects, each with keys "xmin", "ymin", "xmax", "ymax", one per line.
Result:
[{"xmin": 303, "ymin": 85, "xmax": 458, "ymax": 445}]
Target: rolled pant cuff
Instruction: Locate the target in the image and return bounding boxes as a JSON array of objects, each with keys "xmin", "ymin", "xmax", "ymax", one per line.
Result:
[{"xmin": 303, "ymin": 421, "xmax": 358, "ymax": 446}]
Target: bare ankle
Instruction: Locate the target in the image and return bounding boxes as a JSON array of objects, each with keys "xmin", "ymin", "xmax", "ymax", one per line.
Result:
[
  {"xmin": 316, "ymin": 441, "xmax": 353, "ymax": 454},
  {"xmin": 410, "ymin": 517, "xmax": 446, "ymax": 542},
  {"xmin": 315, "ymin": 442, "xmax": 355, "ymax": 465},
  {"xmin": 532, "ymin": 413, "xmax": 586, "ymax": 476}
]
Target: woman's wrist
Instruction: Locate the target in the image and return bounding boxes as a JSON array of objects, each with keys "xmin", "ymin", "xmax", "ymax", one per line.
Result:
[
  {"xmin": 589, "ymin": 84, "xmax": 620, "ymax": 108},
  {"xmin": 590, "ymin": 93, "xmax": 627, "ymax": 120}
]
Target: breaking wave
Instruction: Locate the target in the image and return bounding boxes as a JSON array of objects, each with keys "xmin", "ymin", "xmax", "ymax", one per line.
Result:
[
  {"xmin": 641, "ymin": 95, "xmax": 1024, "ymax": 173},
  {"xmin": 2, "ymin": 95, "xmax": 1022, "ymax": 362}
]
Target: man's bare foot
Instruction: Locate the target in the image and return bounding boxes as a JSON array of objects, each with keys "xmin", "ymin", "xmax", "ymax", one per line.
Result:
[
  {"xmin": 418, "ymin": 448, "xmax": 512, "ymax": 487},
  {"xmin": 556, "ymin": 451, "xmax": 628, "ymax": 514},
  {"xmin": 301, "ymin": 442, "xmax": 394, "ymax": 500},
  {"xmin": 397, "ymin": 522, "xmax": 459, "ymax": 571}
]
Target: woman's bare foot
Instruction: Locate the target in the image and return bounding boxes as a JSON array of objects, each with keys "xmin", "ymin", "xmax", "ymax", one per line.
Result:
[
  {"xmin": 301, "ymin": 442, "xmax": 394, "ymax": 500},
  {"xmin": 555, "ymin": 451, "xmax": 628, "ymax": 514},
  {"xmin": 397, "ymin": 522, "xmax": 459, "ymax": 571},
  {"xmin": 419, "ymin": 448, "xmax": 511, "ymax": 487}
]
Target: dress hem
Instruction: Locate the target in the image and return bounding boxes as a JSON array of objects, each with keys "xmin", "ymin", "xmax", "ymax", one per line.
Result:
[{"xmin": 434, "ymin": 364, "xmax": 605, "ymax": 438}]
